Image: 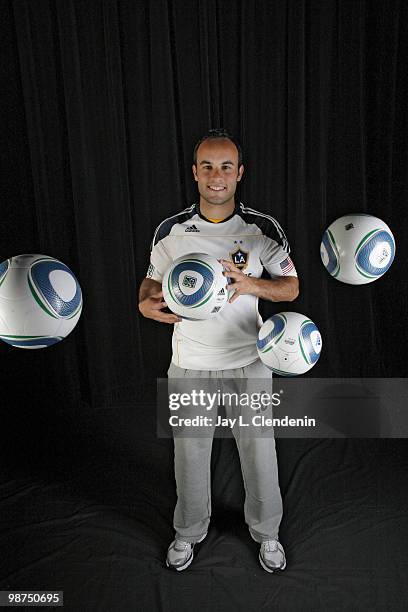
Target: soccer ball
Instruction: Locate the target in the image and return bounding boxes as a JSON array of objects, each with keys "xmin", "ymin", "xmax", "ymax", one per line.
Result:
[
  {"xmin": 0, "ymin": 254, "xmax": 82, "ymax": 349},
  {"xmin": 162, "ymin": 253, "xmax": 229, "ymax": 320},
  {"xmin": 257, "ymin": 312, "xmax": 322, "ymax": 376},
  {"xmin": 320, "ymin": 214, "xmax": 395, "ymax": 284}
]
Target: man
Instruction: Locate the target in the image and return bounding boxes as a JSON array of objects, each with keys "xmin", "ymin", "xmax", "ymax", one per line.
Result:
[{"xmin": 139, "ymin": 128, "xmax": 299, "ymax": 573}]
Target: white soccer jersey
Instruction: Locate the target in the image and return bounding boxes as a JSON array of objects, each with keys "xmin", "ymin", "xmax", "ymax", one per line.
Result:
[{"xmin": 146, "ymin": 201, "xmax": 298, "ymax": 370}]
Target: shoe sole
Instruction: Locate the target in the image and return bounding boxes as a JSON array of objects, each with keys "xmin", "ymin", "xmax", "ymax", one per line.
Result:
[
  {"xmin": 165, "ymin": 532, "xmax": 207, "ymax": 572},
  {"xmin": 259, "ymin": 552, "xmax": 286, "ymax": 573},
  {"xmin": 166, "ymin": 550, "xmax": 194, "ymax": 572}
]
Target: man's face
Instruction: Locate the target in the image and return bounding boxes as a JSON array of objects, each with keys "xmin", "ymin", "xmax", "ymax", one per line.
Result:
[{"xmin": 192, "ymin": 138, "xmax": 244, "ymax": 207}]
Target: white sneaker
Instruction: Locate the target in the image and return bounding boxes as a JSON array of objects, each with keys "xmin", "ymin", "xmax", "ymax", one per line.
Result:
[
  {"xmin": 165, "ymin": 533, "xmax": 207, "ymax": 571},
  {"xmin": 259, "ymin": 539, "xmax": 286, "ymax": 573}
]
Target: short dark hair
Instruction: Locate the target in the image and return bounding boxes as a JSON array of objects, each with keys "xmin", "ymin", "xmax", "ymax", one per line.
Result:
[{"xmin": 193, "ymin": 128, "xmax": 243, "ymax": 167}]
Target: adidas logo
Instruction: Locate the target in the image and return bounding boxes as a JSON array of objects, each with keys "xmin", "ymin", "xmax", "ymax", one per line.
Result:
[{"xmin": 185, "ymin": 224, "xmax": 200, "ymax": 232}]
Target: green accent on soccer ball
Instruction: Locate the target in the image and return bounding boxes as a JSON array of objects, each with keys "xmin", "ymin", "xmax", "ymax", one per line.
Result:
[
  {"xmin": 354, "ymin": 228, "xmax": 379, "ymax": 256},
  {"xmin": 27, "ymin": 275, "xmax": 59, "ymax": 319},
  {"xmin": 260, "ymin": 329, "xmax": 285, "ymax": 353},
  {"xmin": 67, "ymin": 306, "xmax": 81, "ymax": 319},
  {"xmin": 65, "ymin": 300, "xmax": 82, "ymax": 318},
  {"xmin": 332, "ymin": 261, "xmax": 341, "ymax": 278},
  {"xmin": 34, "ymin": 257, "xmax": 55, "ymax": 264},
  {"xmin": 269, "ymin": 367, "xmax": 297, "ymax": 377},
  {"xmin": 167, "ymin": 273, "xmax": 176, "ymax": 303},
  {"xmin": 298, "ymin": 336, "xmax": 310, "ymax": 364},
  {"xmin": 191, "ymin": 291, "xmax": 214, "ymax": 308},
  {"xmin": 354, "ymin": 264, "xmax": 376, "ymax": 279}
]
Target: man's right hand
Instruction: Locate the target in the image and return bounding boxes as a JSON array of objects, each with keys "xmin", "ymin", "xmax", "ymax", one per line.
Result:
[{"xmin": 138, "ymin": 290, "xmax": 181, "ymax": 324}]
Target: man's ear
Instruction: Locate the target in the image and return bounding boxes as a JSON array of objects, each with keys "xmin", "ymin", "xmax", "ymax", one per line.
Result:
[
  {"xmin": 237, "ymin": 164, "xmax": 244, "ymax": 181},
  {"xmin": 192, "ymin": 164, "xmax": 198, "ymax": 182}
]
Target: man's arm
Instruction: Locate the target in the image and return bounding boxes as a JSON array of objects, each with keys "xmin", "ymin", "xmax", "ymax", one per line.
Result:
[
  {"xmin": 138, "ymin": 277, "xmax": 181, "ymax": 323},
  {"xmin": 243, "ymin": 276, "xmax": 299, "ymax": 302},
  {"xmin": 220, "ymin": 259, "xmax": 299, "ymax": 304}
]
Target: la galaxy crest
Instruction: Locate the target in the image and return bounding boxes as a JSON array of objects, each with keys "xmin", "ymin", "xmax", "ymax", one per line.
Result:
[{"xmin": 230, "ymin": 246, "xmax": 249, "ymax": 270}]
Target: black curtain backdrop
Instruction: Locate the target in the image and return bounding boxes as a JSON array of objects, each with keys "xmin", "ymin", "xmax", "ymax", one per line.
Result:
[{"xmin": 1, "ymin": 1, "xmax": 408, "ymax": 610}]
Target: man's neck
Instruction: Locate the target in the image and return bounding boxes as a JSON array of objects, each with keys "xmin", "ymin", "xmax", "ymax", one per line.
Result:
[{"xmin": 199, "ymin": 198, "xmax": 236, "ymax": 221}]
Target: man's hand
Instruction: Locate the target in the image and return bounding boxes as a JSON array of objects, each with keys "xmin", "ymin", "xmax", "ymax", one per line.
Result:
[
  {"xmin": 220, "ymin": 259, "xmax": 299, "ymax": 304},
  {"xmin": 138, "ymin": 278, "xmax": 181, "ymax": 323},
  {"xmin": 220, "ymin": 259, "xmax": 258, "ymax": 304}
]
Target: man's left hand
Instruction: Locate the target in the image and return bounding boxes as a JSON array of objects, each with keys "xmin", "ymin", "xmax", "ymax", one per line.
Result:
[
  {"xmin": 219, "ymin": 258, "xmax": 299, "ymax": 303},
  {"xmin": 219, "ymin": 259, "xmax": 256, "ymax": 303}
]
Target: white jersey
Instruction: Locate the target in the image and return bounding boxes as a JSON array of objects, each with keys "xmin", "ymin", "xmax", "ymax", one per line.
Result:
[{"xmin": 146, "ymin": 202, "xmax": 298, "ymax": 370}]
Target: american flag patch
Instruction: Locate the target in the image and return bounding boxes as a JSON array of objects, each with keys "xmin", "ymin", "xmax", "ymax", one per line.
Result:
[{"xmin": 279, "ymin": 257, "xmax": 295, "ymax": 275}]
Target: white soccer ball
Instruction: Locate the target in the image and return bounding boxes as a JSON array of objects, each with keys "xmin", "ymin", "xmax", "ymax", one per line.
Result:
[
  {"xmin": 320, "ymin": 214, "xmax": 395, "ymax": 284},
  {"xmin": 257, "ymin": 312, "xmax": 322, "ymax": 376},
  {"xmin": 0, "ymin": 254, "xmax": 82, "ymax": 349},
  {"xmin": 162, "ymin": 253, "xmax": 229, "ymax": 320}
]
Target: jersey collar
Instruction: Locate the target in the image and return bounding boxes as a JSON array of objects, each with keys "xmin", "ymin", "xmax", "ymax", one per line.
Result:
[{"xmin": 195, "ymin": 200, "xmax": 240, "ymax": 224}]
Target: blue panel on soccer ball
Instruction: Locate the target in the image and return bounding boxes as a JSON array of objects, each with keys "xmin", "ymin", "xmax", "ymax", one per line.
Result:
[
  {"xmin": 257, "ymin": 314, "xmax": 285, "ymax": 350},
  {"xmin": 30, "ymin": 259, "xmax": 82, "ymax": 317},
  {"xmin": 0, "ymin": 259, "xmax": 9, "ymax": 284},
  {"xmin": 170, "ymin": 261, "xmax": 214, "ymax": 306},
  {"xmin": 321, "ymin": 231, "xmax": 339, "ymax": 275},
  {"xmin": 300, "ymin": 322, "xmax": 321, "ymax": 364},
  {"xmin": 356, "ymin": 230, "xmax": 395, "ymax": 277},
  {"xmin": 0, "ymin": 335, "xmax": 63, "ymax": 348}
]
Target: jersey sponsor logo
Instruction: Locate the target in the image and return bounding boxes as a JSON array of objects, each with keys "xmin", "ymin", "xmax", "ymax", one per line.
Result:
[
  {"xmin": 279, "ymin": 257, "xmax": 295, "ymax": 275},
  {"xmin": 146, "ymin": 263, "xmax": 156, "ymax": 278},
  {"xmin": 185, "ymin": 224, "xmax": 200, "ymax": 232},
  {"xmin": 230, "ymin": 247, "xmax": 249, "ymax": 270}
]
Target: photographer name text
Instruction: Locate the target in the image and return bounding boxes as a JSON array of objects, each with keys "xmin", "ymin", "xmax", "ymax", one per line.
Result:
[{"xmin": 169, "ymin": 414, "xmax": 315, "ymax": 428}]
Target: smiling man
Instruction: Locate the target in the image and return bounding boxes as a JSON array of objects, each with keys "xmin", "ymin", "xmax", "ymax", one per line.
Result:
[{"xmin": 139, "ymin": 128, "xmax": 299, "ymax": 573}]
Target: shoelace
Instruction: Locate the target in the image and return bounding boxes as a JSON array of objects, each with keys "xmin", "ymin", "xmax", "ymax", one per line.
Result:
[
  {"xmin": 174, "ymin": 540, "xmax": 190, "ymax": 552},
  {"xmin": 263, "ymin": 540, "xmax": 278, "ymax": 553}
]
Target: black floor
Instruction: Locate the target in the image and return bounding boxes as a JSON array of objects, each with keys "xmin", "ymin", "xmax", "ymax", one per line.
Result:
[{"xmin": 1, "ymin": 401, "xmax": 407, "ymax": 611}]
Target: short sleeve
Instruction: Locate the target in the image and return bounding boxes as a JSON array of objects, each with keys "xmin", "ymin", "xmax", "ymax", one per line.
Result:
[
  {"xmin": 146, "ymin": 239, "xmax": 172, "ymax": 282},
  {"xmin": 260, "ymin": 235, "xmax": 298, "ymax": 278}
]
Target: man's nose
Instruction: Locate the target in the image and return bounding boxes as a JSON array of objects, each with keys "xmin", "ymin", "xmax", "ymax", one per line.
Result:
[{"xmin": 210, "ymin": 167, "xmax": 222, "ymax": 178}]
